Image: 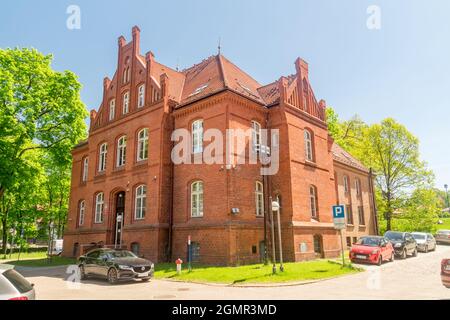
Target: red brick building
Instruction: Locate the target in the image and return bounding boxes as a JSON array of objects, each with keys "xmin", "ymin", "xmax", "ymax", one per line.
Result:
[{"xmin": 62, "ymin": 27, "xmax": 378, "ymax": 265}]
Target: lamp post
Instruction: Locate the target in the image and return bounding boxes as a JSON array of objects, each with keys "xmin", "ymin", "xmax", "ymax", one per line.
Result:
[
  {"xmin": 445, "ymin": 184, "xmax": 449, "ymax": 211},
  {"xmin": 272, "ymin": 200, "xmax": 284, "ymax": 272},
  {"xmin": 269, "ymin": 196, "xmax": 277, "ymax": 274}
]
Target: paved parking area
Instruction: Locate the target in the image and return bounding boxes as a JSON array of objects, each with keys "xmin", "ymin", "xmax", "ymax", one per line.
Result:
[{"xmin": 13, "ymin": 245, "xmax": 450, "ymax": 300}]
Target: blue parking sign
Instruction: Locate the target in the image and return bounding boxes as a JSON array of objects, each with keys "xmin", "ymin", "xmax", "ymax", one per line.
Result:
[{"xmin": 332, "ymin": 205, "xmax": 345, "ymax": 219}]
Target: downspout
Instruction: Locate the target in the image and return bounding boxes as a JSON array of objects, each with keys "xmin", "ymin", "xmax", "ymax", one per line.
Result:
[{"xmin": 368, "ymin": 168, "xmax": 379, "ymax": 235}]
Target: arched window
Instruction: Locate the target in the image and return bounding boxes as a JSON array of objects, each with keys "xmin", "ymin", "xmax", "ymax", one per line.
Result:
[
  {"xmin": 309, "ymin": 185, "xmax": 318, "ymax": 219},
  {"xmin": 82, "ymin": 157, "xmax": 88, "ymax": 182},
  {"xmin": 192, "ymin": 120, "xmax": 203, "ymax": 154},
  {"xmin": 98, "ymin": 143, "xmax": 107, "ymax": 172},
  {"xmin": 138, "ymin": 84, "xmax": 145, "ymax": 108},
  {"xmin": 135, "ymin": 185, "xmax": 147, "ymax": 219},
  {"xmin": 255, "ymin": 181, "xmax": 264, "ymax": 217},
  {"xmin": 191, "ymin": 181, "xmax": 204, "ymax": 217},
  {"xmin": 95, "ymin": 192, "xmax": 104, "ymax": 223},
  {"xmin": 355, "ymin": 178, "xmax": 362, "ymax": 197},
  {"xmin": 123, "ymin": 67, "xmax": 130, "ymax": 84},
  {"xmin": 109, "ymin": 99, "xmax": 115, "ymax": 121},
  {"xmin": 343, "ymin": 175, "xmax": 349, "ymax": 194},
  {"xmin": 137, "ymin": 128, "xmax": 149, "ymax": 161},
  {"xmin": 252, "ymin": 121, "xmax": 261, "ymax": 152},
  {"xmin": 78, "ymin": 200, "xmax": 85, "ymax": 226},
  {"xmin": 116, "ymin": 136, "xmax": 127, "ymax": 167},
  {"xmin": 123, "ymin": 91, "xmax": 129, "ymax": 114},
  {"xmin": 304, "ymin": 129, "xmax": 314, "ymax": 162}
]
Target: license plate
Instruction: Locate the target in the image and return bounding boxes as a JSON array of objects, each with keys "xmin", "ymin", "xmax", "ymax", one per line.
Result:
[
  {"xmin": 356, "ymin": 255, "xmax": 366, "ymax": 259},
  {"xmin": 445, "ymin": 265, "xmax": 450, "ymax": 271}
]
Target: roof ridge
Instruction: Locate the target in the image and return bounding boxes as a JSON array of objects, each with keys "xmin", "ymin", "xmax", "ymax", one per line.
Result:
[
  {"xmin": 219, "ymin": 54, "xmax": 261, "ymax": 86},
  {"xmin": 217, "ymin": 54, "xmax": 228, "ymax": 88}
]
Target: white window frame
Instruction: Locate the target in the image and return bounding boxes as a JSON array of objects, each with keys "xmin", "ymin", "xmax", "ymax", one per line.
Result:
[
  {"xmin": 123, "ymin": 91, "xmax": 129, "ymax": 114},
  {"xmin": 192, "ymin": 120, "xmax": 203, "ymax": 154},
  {"xmin": 252, "ymin": 121, "xmax": 261, "ymax": 152},
  {"xmin": 310, "ymin": 185, "xmax": 318, "ymax": 219},
  {"xmin": 109, "ymin": 99, "xmax": 115, "ymax": 121},
  {"xmin": 304, "ymin": 129, "xmax": 314, "ymax": 162},
  {"xmin": 134, "ymin": 185, "xmax": 147, "ymax": 220},
  {"xmin": 255, "ymin": 181, "xmax": 264, "ymax": 217},
  {"xmin": 116, "ymin": 136, "xmax": 127, "ymax": 167},
  {"xmin": 191, "ymin": 181, "xmax": 204, "ymax": 217},
  {"xmin": 138, "ymin": 84, "xmax": 145, "ymax": 108},
  {"xmin": 98, "ymin": 143, "xmax": 107, "ymax": 172},
  {"xmin": 82, "ymin": 157, "xmax": 88, "ymax": 182},
  {"xmin": 78, "ymin": 200, "xmax": 85, "ymax": 226},
  {"xmin": 137, "ymin": 128, "xmax": 149, "ymax": 161},
  {"xmin": 95, "ymin": 193, "xmax": 104, "ymax": 223}
]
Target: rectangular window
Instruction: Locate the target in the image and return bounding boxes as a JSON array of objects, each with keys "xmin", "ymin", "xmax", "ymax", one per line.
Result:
[
  {"xmin": 82, "ymin": 157, "xmax": 88, "ymax": 182},
  {"xmin": 343, "ymin": 176, "xmax": 349, "ymax": 194},
  {"xmin": 346, "ymin": 204, "xmax": 353, "ymax": 225},
  {"xmin": 138, "ymin": 85, "xmax": 145, "ymax": 108},
  {"xmin": 109, "ymin": 99, "xmax": 115, "ymax": 121},
  {"xmin": 123, "ymin": 92, "xmax": 129, "ymax": 114},
  {"xmin": 346, "ymin": 237, "xmax": 352, "ymax": 248},
  {"xmin": 358, "ymin": 206, "xmax": 365, "ymax": 225},
  {"xmin": 95, "ymin": 193, "xmax": 104, "ymax": 223},
  {"xmin": 255, "ymin": 182, "xmax": 264, "ymax": 217}
]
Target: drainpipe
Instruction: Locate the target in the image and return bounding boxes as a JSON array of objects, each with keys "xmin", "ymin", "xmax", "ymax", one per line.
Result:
[
  {"xmin": 368, "ymin": 168, "xmax": 379, "ymax": 235},
  {"xmin": 167, "ymin": 110, "xmax": 175, "ymax": 262}
]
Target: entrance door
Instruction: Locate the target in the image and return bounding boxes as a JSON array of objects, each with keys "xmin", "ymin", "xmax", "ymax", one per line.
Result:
[
  {"xmin": 313, "ymin": 234, "xmax": 324, "ymax": 258},
  {"xmin": 114, "ymin": 191, "xmax": 125, "ymax": 248}
]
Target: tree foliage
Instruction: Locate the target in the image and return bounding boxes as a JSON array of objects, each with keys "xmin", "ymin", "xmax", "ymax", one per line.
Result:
[
  {"xmin": 0, "ymin": 48, "xmax": 87, "ymax": 254},
  {"xmin": 327, "ymin": 107, "xmax": 437, "ymax": 232}
]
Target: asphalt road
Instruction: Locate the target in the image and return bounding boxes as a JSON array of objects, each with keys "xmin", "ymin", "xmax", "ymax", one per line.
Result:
[{"xmin": 15, "ymin": 244, "xmax": 450, "ymax": 300}]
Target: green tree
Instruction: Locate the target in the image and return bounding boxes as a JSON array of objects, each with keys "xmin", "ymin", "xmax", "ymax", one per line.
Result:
[{"xmin": 0, "ymin": 48, "xmax": 87, "ymax": 253}]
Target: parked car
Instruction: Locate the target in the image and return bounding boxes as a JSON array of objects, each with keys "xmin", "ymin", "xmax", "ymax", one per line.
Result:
[
  {"xmin": 441, "ymin": 258, "xmax": 450, "ymax": 288},
  {"xmin": 349, "ymin": 236, "xmax": 395, "ymax": 265},
  {"xmin": 436, "ymin": 230, "xmax": 450, "ymax": 245},
  {"xmin": 47, "ymin": 239, "xmax": 63, "ymax": 256},
  {"xmin": 411, "ymin": 232, "xmax": 436, "ymax": 253},
  {"xmin": 384, "ymin": 231, "xmax": 418, "ymax": 259},
  {"xmin": 78, "ymin": 248, "xmax": 154, "ymax": 284},
  {"xmin": 0, "ymin": 267, "xmax": 35, "ymax": 300}
]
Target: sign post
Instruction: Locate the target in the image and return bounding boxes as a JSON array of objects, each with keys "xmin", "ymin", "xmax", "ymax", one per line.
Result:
[
  {"xmin": 332, "ymin": 205, "xmax": 346, "ymax": 267},
  {"xmin": 187, "ymin": 235, "xmax": 192, "ymax": 272}
]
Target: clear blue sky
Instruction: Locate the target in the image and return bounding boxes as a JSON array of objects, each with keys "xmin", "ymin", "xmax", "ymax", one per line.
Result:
[{"xmin": 1, "ymin": 0, "xmax": 449, "ymax": 189}]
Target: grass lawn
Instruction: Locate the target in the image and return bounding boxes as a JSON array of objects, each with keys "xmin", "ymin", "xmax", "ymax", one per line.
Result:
[
  {"xmin": 154, "ymin": 259, "xmax": 360, "ymax": 285},
  {"xmin": 0, "ymin": 251, "xmax": 76, "ymax": 267},
  {"xmin": 437, "ymin": 218, "xmax": 450, "ymax": 230}
]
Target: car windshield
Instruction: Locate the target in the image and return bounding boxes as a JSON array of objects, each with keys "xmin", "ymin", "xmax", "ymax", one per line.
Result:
[
  {"xmin": 412, "ymin": 234, "xmax": 425, "ymax": 240},
  {"xmin": 356, "ymin": 237, "xmax": 381, "ymax": 247},
  {"xmin": 106, "ymin": 250, "xmax": 137, "ymax": 259},
  {"xmin": 385, "ymin": 232, "xmax": 404, "ymax": 241}
]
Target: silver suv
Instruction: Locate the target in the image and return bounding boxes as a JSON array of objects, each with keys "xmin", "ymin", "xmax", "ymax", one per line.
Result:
[{"xmin": 0, "ymin": 267, "xmax": 35, "ymax": 300}]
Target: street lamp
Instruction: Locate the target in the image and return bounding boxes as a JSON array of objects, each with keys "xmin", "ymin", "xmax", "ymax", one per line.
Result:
[{"xmin": 272, "ymin": 200, "xmax": 284, "ymax": 272}]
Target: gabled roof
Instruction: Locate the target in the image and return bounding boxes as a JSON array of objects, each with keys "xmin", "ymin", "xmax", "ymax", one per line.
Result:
[
  {"xmin": 331, "ymin": 143, "xmax": 369, "ymax": 173},
  {"xmin": 177, "ymin": 55, "xmax": 265, "ymax": 106}
]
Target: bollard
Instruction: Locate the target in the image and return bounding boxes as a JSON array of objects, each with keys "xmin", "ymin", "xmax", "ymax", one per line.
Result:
[{"xmin": 176, "ymin": 258, "xmax": 183, "ymax": 275}]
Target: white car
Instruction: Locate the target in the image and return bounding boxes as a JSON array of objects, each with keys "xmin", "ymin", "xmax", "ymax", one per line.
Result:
[
  {"xmin": 411, "ymin": 232, "xmax": 436, "ymax": 253},
  {"xmin": 0, "ymin": 266, "xmax": 35, "ymax": 300}
]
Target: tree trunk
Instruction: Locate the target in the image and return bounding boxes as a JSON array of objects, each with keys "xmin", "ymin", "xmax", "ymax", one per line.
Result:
[
  {"xmin": 1, "ymin": 214, "xmax": 8, "ymax": 257},
  {"xmin": 386, "ymin": 212, "xmax": 392, "ymax": 231}
]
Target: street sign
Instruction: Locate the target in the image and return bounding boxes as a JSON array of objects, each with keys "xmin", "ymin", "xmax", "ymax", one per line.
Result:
[{"xmin": 332, "ymin": 205, "xmax": 346, "ymax": 230}]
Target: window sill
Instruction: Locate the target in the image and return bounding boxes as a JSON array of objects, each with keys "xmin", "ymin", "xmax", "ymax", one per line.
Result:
[
  {"xmin": 304, "ymin": 160, "xmax": 317, "ymax": 168},
  {"xmin": 135, "ymin": 160, "xmax": 148, "ymax": 167},
  {"xmin": 113, "ymin": 166, "xmax": 126, "ymax": 173}
]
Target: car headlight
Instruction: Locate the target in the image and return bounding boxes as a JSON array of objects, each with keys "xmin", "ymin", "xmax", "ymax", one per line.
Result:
[
  {"xmin": 151, "ymin": 263, "xmax": 154, "ymax": 270},
  {"xmin": 118, "ymin": 265, "xmax": 133, "ymax": 270},
  {"xmin": 371, "ymin": 249, "xmax": 379, "ymax": 255},
  {"xmin": 394, "ymin": 243, "xmax": 402, "ymax": 248}
]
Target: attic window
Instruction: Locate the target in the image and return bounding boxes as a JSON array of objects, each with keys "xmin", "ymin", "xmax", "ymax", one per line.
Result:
[{"xmin": 189, "ymin": 84, "xmax": 209, "ymax": 97}]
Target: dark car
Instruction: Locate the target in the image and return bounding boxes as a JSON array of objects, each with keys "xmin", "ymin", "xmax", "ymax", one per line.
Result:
[
  {"xmin": 78, "ymin": 248, "xmax": 154, "ymax": 284},
  {"xmin": 384, "ymin": 231, "xmax": 418, "ymax": 259}
]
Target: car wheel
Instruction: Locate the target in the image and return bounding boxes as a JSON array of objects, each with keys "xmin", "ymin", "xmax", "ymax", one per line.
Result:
[
  {"xmin": 412, "ymin": 248, "xmax": 418, "ymax": 257},
  {"xmin": 424, "ymin": 245, "xmax": 428, "ymax": 253},
  {"xmin": 377, "ymin": 256, "xmax": 382, "ymax": 266},
  {"xmin": 390, "ymin": 252, "xmax": 395, "ymax": 262},
  {"xmin": 79, "ymin": 265, "xmax": 86, "ymax": 280},
  {"xmin": 401, "ymin": 249, "xmax": 407, "ymax": 259},
  {"xmin": 107, "ymin": 268, "xmax": 118, "ymax": 284}
]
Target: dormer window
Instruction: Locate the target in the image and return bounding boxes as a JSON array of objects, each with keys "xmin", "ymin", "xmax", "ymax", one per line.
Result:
[{"xmin": 188, "ymin": 84, "xmax": 208, "ymax": 97}]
